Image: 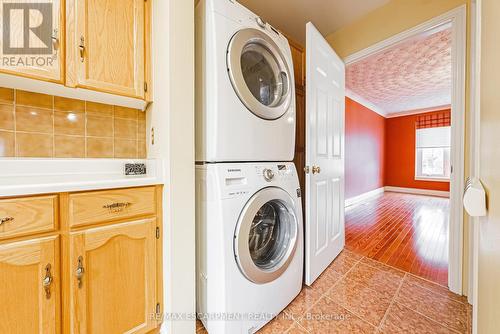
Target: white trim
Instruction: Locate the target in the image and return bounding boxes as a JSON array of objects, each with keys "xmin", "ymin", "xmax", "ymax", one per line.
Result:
[
  {"xmin": 415, "ymin": 177, "xmax": 451, "ymax": 182},
  {"xmin": 386, "ymin": 104, "xmax": 452, "ymax": 118},
  {"xmin": 346, "ymin": 89, "xmax": 386, "ymax": 117},
  {"xmin": 0, "ymin": 73, "xmax": 148, "ymax": 110},
  {"xmin": 470, "ymin": 1, "xmax": 481, "ymax": 333},
  {"xmin": 385, "ymin": 186, "xmax": 450, "ymax": 198},
  {"xmin": 344, "ymin": 5, "xmax": 466, "ymax": 295},
  {"xmin": 345, "ymin": 187, "xmax": 384, "ymax": 207}
]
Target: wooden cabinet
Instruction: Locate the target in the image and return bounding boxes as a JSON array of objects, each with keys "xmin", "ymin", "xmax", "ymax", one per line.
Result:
[
  {"xmin": 0, "ymin": 0, "xmax": 151, "ymax": 100},
  {"xmin": 0, "ymin": 0, "xmax": 64, "ymax": 83},
  {"xmin": 70, "ymin": 218, "xmax": 157, "ymax": 334},
  {"xmin": 0, "ymin": 236, "xmax": 60, "ymax": 334},
  {"xmin": 0, "ymin": 186, "xmax": 162, "ymax": 334},
  {"xmin": 68, "ymin": 187, "xmax": 156, "ymax": 227},
  {"xmin": 73, "ymin": 0, "xmax": 146, "ymax": 98},
  {"xmin": 0, "ymin": 195, "xmax": 58, "ymax": 240}
]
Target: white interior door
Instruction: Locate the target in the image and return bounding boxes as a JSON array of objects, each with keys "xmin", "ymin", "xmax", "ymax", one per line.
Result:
[{"xmin": 304, "ymin": 22, "xmax": 345, "ymax": 285}]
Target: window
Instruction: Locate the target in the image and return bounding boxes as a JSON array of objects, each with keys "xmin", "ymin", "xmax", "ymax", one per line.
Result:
[{"xmin": 415, "ymin": 126, "xmax": 451, "ymax": 180}]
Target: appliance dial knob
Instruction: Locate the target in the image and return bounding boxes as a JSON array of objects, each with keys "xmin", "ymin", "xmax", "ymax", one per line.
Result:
[
  {"xmin": 256, "ymin": 17, "xmax": 266, "ymax": 28},
  {"xmin": 263, "ymin": 169, "xmax": 274, "ymax": 182}
]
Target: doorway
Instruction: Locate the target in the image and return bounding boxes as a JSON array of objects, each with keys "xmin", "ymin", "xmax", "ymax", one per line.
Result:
[{"xmin": 343, "ymin": 7, "xmax": 466, "ymax": 293}]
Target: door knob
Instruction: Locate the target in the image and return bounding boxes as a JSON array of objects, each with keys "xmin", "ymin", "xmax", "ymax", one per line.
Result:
[{"xmin": 312, "ymin": 166, "xmax": 321, "ymax": 174}]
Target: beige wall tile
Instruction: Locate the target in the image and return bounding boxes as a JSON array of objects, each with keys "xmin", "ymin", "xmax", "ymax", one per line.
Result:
[
  {"xmin": 0, "ymin": 87, "xmax": 147, "ymax": 158},
  {"xmin": 114, "ymin": 106, "xmax": 139, "ymax": 119},
  {"xmin": 87, "ymin": 137, "xmax": 113, "ymax": 158},
  {"xmin": 0, "ymin": 104, "xmax": 14, "ymax": 131},
  {"xmin": 114, "ymin": 118, "xmax": 137, "ymax": 139},
  {"xmin": 86, "ymin": 101, "xmax": 113, "ymax": 116},
  {"xmin": 86, "ymin": 115, "xmax": 113, "ymax": 137},
  {"xmin": 55, "ymin": 135, "xmax": 85, "ymax": 158},
  {"xmin": 138, "ymin": 117, "xmax": 146, "ymax": 139},
  {"xmin": 16, "ymin": 133, "xmax": 53, "ymax": 157},
  {"xmin": 16, "ymin": 90, "xmax": 53, "ymax": 109},
  {"xmin": 55, "ymin": 111, "xmax": 85, "ymax": 136},
  {"xmin": 54, "ymin": 96, "xmax": 85, "ymax": 112},
  {"xmin": 114, "ymin": 139, "xmax": 137, "ymax": 158},
  {"xmin": 0, "ymin": 88, "xmax": 14, "ymax": 104},
  {"xmin": 138, "ymin": 140, "xmax": 147, "ymax": 158},
  {"xmin": 15, "ymin": 106, "xmax": 54, "ymax": 133},
  {"xmin": 0, "ymin": 130, "xmax": 14, "ymax": 156}
]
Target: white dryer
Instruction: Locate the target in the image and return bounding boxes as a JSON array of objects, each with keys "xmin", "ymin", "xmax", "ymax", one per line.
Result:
[
  {"xmin": 195, "ymin": 0, "xmax": 296, "ymax": 162},
  {"xmin": 196, "ymin": 162, "xmax": 303, "ymax": 333}
]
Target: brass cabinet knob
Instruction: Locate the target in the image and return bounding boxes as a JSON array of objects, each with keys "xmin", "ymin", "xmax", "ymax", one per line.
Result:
[{"xmin": 312, "ymin": 166, "xmax": 321, "ymax": 174}]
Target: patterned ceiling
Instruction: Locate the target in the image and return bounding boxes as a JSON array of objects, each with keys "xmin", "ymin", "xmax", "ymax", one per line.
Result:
[{"xmin": 346, "ymin": 28, "xmax": 452, "ymax": 115}]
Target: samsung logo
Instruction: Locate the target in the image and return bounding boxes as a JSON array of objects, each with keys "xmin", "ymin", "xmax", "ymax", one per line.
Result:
[{"xmin": 227, "ymin": 169, "xmax": 241, "ymax": 172}]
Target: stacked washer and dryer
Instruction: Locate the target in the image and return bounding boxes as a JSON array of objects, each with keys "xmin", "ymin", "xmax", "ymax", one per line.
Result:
[{"xmin": 195, "ymin": 0, "xmax": 303, "ymax": 333}]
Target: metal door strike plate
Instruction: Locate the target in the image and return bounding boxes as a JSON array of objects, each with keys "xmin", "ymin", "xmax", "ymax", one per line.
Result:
[{"xmin": 125, "ymin": 163, "xmax": 147, "ymax": 176}]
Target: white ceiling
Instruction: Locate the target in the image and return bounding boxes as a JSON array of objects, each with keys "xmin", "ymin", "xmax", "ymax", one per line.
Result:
[
  {"xmin": 346, "ymin": 27, "xmax": 452, "ymax": 116},
  {"xmin": 237, "ymin": 0, "xmax": 390, "ymax": 44}
]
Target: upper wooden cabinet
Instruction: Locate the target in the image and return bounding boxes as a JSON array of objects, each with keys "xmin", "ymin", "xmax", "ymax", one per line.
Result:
[
  {"xmin": 70, "ymin": 218, "xmax": 157, "ymax": 334},
  {"xmin": 72, "ymin": 0, "xmax": 146, "ymax": 98},
  {"xmin": 0, "ymin": 0, "xmax": 151, "ymax": 100},
  {"xmin": 0, "ymin": 0, "xmax": 64, "ymax": 83},
  {"xmin": 0, "ymin": 236, "xmax": 60, "ymax": 334}
]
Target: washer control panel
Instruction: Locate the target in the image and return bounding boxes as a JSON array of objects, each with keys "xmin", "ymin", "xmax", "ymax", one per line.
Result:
[
  {"xmin": 262, "ymin": 168, "xmax": 275, "ymax": 182},
  {"xmin": 254, "ymin": 164, "xmax": 295, "ymax": 183}
]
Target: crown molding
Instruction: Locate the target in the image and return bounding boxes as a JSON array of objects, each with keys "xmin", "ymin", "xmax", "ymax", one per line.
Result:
[{"xmin": 345, "ymin": 89, "xmax": 387, "ymax": 117}]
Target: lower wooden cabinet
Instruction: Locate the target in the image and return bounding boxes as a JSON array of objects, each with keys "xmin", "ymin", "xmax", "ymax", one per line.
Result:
[
  {"xmin": 70, "ymin": 218, "xmax": 157, "ymax": 334},
  {"xmin": 0, "ymin": 186, "xmax": 162, "ymax": 334},
  {"xmin": 0, "ymin": 236, "xmax": 60, "ymax": 334}
]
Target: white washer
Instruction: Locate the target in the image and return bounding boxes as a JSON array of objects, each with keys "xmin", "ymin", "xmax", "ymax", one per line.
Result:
[
  {"xmin": 195, "ymin": 0, "xmax": 296, "ymax": 162},
  {"xmin": 196, "ymin": 162, "xmax": 303, "ymax": 333}
]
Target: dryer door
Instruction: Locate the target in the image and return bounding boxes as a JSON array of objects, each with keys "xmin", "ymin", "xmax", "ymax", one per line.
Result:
[
  {"xmin": 227, "ymin": 28, "xmax": 292, "ymax": 120},
  {"xmin": 234, "ymin": 187, "xmax": 299, "ymax": 284}
]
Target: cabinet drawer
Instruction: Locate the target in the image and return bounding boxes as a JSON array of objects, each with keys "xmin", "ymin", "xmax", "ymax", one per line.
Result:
[
  {"xmin": 0, "ymin": 195, "xmax": 57, "ymax": 240},
  {"xmin": 69, "ymin": 187, "xmax": 156, "ymax": 227}
]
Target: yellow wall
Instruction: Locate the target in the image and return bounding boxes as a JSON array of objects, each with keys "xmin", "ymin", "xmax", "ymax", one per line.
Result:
[
  {"xmin": 326, "ymin": 0, "xmax": 472, "ymax": 295},
  {"xmin": 478, "ymin": 0, "xmax": 500, "ymax": 332}
]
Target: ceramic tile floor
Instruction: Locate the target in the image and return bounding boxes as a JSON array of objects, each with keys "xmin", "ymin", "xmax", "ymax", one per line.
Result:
[{"xmin": 196, "ymin": 249, "xmax": 472, "ymax": 334}]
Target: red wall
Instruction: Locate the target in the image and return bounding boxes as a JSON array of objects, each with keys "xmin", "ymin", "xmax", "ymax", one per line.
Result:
[
  {"xmin": 345, "ymin": 97, "xmax": 385, "ymax": 199},
  {"xmin": 385, "ymin": 110, "xmax": 450, "ymax": 191}
]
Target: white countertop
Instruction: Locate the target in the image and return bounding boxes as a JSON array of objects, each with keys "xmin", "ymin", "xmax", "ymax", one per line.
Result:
[{"xmin": 0, "ymin": 158, "xmax": 164, "ymax": 197}]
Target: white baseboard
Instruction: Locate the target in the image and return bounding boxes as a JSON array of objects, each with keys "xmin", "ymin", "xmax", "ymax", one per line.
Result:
[
  {"xmin": 345, "ymin": 187, "xmax": 385, "ymax": 207},
  {"xmin": 384, "ymin": 186, "xmax": 450, "ymax": 198}
]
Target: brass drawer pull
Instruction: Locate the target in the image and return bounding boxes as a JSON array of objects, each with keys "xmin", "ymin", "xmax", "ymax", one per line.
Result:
[
  {"xmin": 43, "ymin": 264, "xmax": 53, "ymax": 299},
  {"xmin": 76, "ymin": 256, "xmax": 85, "ymax": 289},
  {"xmin": 102, "ymin": 202, "xmax": 132, "ymax": 212},
  {"xmin": 0, "ymin": 216, "xmax": 14, "ymax": 225}
]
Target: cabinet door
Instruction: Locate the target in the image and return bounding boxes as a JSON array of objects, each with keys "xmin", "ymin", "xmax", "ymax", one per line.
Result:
[
  {"xmin": 70, "ymin": 219, "xmax": 157, "ymax": 334},
  {"xmin": 0, "ymin": 236, "xmax": 60, "ymax": 334},
  {"xmin": 0, "ymin": 0, "xmax": 63, "ymax": 82},
  {"xmin": 75, "ymin": 0, "xmax": 145, "ymax": 98}
]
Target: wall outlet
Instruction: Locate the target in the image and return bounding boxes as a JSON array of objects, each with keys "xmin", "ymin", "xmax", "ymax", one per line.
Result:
[{"xmin": 124, "ymin": 163, "xmax": 147, "ymax": 176}]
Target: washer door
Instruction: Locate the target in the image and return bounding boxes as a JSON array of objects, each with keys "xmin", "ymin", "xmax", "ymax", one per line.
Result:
[
  {"xmin": 227, "ymin": 28, "xmax": 292, "ymax": 120},
  {"xmin": 234, "ymin": 187, "xmax": 299, "ymax": 284}
]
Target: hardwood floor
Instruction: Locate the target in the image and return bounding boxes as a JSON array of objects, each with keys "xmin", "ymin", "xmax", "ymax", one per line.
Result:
[{"xmin": 345, "ymin": 192, "xmax": 449, "ymax": 286}]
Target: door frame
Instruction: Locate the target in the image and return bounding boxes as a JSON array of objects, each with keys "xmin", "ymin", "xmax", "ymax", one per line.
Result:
[{"xmin": 344, "ymin": 5, "xmax": 467, "ymax": 294}]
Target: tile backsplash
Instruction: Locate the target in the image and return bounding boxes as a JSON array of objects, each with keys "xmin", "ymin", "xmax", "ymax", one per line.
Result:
[{"xmin": 0, "ymin": 88, "xmax": 146, "ymax": 158}]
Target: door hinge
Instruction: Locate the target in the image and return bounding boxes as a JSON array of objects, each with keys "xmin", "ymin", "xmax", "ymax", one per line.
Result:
[
  {"xmin": 144, "ymin": 82, "xmax": 148, "ymax": 92},
  {"xmin": 156, "ymin": 227, "xmax": 160, "ymax": 239},
  {"xmin": 156, "ymin": 302, "xmax": 161, "ymax": 315}
]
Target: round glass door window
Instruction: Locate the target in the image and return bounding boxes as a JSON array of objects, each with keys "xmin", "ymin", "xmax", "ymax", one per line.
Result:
[
  {"xmin": 234, "ymin": 187, "xmax": 299, "ymax": 284},
  {"xmin": 249, "ymin": 200, "xmax": 294, "ymax": 270},
  {"xmin": 227, "ymin": 29, "xmax": 292, "ymax": 120}
]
